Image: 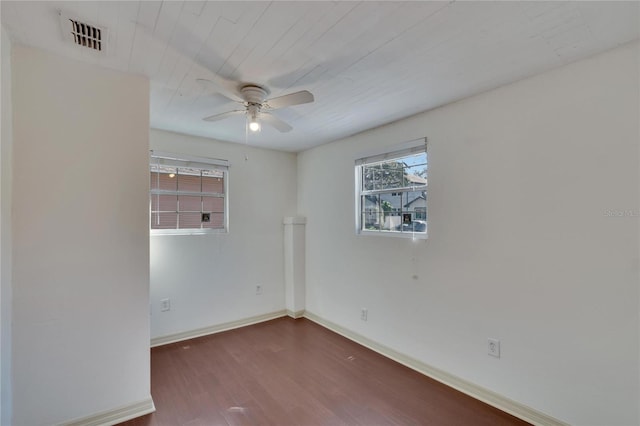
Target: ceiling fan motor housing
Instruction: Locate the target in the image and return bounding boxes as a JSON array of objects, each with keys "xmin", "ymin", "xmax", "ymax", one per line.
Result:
[{"xmin": 241, "ymin": 85, "xmax": 268, "ymax": 105}]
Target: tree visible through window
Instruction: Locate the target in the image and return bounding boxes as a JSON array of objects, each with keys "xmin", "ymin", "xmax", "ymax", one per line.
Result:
[
  {"xmin": 356, "ymin": 141, "xmax": 427, "ymax": 237},
  {"xmin": 150, "ymin": 152, "xmax": 228, "ymax": 234}
]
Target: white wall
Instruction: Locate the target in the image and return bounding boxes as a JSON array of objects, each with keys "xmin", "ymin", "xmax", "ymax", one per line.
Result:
[
  {"xmin": 11, "ymin": 46, "xmax": 150, "ymax": 425},
  {"xmin": 150, "ymin": 129, "xmax": 297, "ymax": 339},
  {"xmin": 0, "ymin": 25, "xmax": 13, "ymax": 426},
  {"xmin": 298, "ymin": 41, "xmax": 640, "ymax": 426}
]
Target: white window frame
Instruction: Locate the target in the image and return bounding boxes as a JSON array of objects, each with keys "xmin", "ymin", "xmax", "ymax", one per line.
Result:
[
  {"xmin": 150, "ymin": 150, "xmax": 229, "ymax": 236},
  {"xmin": 354, "ymin": 138, "xmax": 428, "ymax": 239}
]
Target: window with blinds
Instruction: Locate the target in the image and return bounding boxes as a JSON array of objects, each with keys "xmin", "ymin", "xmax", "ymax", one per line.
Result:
[
  {"xmin": 355, "ymin": 139, "xmax": 427, "ymax": 238},
  {"xmin": 150, "ymin": 151, "xmax": 229, "ymax": 235}
]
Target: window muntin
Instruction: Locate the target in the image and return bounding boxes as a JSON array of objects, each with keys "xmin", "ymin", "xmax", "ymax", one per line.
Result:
[
  {"xmin": 150, "ymin": 153, "xmax": 228, "ymax": 235},
  {"xmin": 356, "ymin": 143, "xmax": 427, "ymax": 237}
]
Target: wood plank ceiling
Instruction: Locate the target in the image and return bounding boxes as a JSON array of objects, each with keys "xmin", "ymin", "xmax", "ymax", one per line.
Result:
[{"xmin": 2, "ymin": 1, "xmax": 638, "ymax": 152}]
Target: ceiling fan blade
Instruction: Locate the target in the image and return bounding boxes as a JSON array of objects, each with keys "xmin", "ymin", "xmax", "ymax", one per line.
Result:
[
  {"xmin": 265, "ymin": 90, "xmax": 314, "ymax": 110},
  {"xmin": 202, "ymin": 110, "xmax": 245, "ymax": 122},
  {"xmin": 261, "ymin": 112, "xmax": 293, "ymax": 133},
  {"xmin": 197, "ymin": 78, "xmax": 244, "ymax": 103}
]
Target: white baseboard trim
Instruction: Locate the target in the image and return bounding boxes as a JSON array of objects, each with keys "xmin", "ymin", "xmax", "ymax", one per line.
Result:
[
  {"xmin": 303, "ymin": 311, "xmax": 568, "ymax": 426},
  {"xmin": 61, "ymin": 397, "xmax": 155, "ymax": 426},
  {"xmin": 286, "ymin": 309, "xmax": 305, "ymax": 319},
  {"xmin": 151, "ymin": 310, "xmax": 287, "ymax": 347}
]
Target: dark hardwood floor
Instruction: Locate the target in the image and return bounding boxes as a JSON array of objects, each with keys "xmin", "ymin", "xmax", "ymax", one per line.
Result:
[{"xmin": 120, "ymin": 317, "xmax": 529, "ymax": 426}]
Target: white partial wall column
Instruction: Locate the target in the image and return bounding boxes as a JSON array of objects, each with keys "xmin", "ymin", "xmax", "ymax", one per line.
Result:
[
  {"xmin": 0, "ymin": 25, "xmax": 13, "ymax": 426},
  {"xmin": 11, "ymin": 46, "xmax": 151, "ymax": 425},
  {"xmin": 284, "ymin": 217, "xmax": 306, "ymax": 318}
]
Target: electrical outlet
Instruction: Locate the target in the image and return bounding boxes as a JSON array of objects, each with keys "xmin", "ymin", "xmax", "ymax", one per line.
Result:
[
  {"xmin": 160, "ymin": 298, "xmax": 171, "ymax": 312},
  {"xmin": 256, "ymin": 285, "xmax": 263, "ymax": 295},
  {"xmin": 361, "ymin": 308, "xmax": 368, "ymax": 321},
  {"xmin": 488, "ymin": 338, "xmax": 500, "ymax": 358}
]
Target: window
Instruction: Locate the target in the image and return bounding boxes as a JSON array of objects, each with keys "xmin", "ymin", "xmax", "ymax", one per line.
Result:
[
  {"xmin": 150, "ymin": 151, "xmax": 229, "ymax": 235},
  {"xmin": 355, "ymin": 139, "xmax": 427, "ymax": 238}
]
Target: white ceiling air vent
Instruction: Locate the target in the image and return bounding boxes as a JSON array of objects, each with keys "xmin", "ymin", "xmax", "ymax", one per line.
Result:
[{"xmin": 58, "ymin": 11, "xmax": 108, "ymax": 54}]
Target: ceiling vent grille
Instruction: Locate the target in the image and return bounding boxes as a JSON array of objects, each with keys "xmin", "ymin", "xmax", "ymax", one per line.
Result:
[
  {"xmin": 58, "ymin": 11, "xmax": 108, "ymax": 54},
  {"xmin": 69, "ymin": 19, "xmax": 102, "ymax": 51}
]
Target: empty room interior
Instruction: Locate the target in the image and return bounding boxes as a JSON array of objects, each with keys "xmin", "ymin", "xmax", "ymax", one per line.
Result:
[{"xmin": 0, "ymin": 1, "xmax": 639, "ymax": 425}]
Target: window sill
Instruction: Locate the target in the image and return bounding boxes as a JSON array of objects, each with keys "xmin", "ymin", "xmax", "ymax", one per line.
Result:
[
  {"xmin": 357, "ymin": 229, "xmax": 428, "ymax": 240},
  {"xmin": 150, "ymin": 228, "xmax": 227, "ymax": 236}
]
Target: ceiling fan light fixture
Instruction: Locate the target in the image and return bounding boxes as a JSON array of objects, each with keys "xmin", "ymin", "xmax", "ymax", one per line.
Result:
[
  {"xmin": 247, "ymin": 103, "xmax": 261, "ymax": 132},
  {"xmin": 249, "ymin": 120, "xmax": 261, "ymax": 132}
]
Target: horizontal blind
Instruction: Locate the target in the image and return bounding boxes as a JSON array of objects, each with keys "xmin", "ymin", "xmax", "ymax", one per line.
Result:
[
  {"xmin": 150, "ymin": 150, "xmax": 229, "ymax": 171},
  {"xmin": 355, "ymin": 138, "xmax": 426, "ymax": 166}
]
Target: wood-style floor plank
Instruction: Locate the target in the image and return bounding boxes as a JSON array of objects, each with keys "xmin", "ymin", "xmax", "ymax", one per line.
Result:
[{"xmin": 119, "ymin": 317, "xmax": 530, "ymax": 426}]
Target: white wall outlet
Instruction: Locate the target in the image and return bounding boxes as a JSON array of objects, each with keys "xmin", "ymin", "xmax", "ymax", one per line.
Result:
[
  {"xmin": 488, "ymin": 338, "xmax": 500, "ymax": 358},
  {"xmin": 256, "ymin": 285, "xmax": 263, "ymax": 295},
  {"xmin": 160, "ymin": 298, "xmax": 170, "ymax": 312},
  {"xmin": 361, "ymin": 308, "xmax": 368, "ymax": 321}
]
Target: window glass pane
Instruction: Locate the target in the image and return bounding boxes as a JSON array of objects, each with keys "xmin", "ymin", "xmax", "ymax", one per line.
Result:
[
  {"xmin": 362, "ymin": 165, "xmax": 376, "ymax": 191},
  {"xmin": 403, "ymin": 153, "xmax": 427, "ymax": 186},
  {"xmin": 150, "ymin": 166, "xmax": 178, "ymax": 191},
  {"xmin": 151, "ymin": 170, "xmax": 177, "ymax": 191},
  {"xmin": 203, "ymin": 212, "xmax": 224, "ymax": 229},
  {"xmin": 151, "ymin": 212, "xmax": 177, "ymax": 229},
  {"xmin": 178, "ymin": 195, "xmax": 201, "ymax": 212},
  {"xmin": 381, "ymin": 192, "xmax": 402, "ymax": 231},
  {"xmin": 382, "ymin": 162, "xmax": 404, "ymax": 190},
  {"xmin": 151, "ymin": 194, "xmax": 177, "ymax": 212},
  {"xmin": 178, "ymin": 172, "xmax": 201, "ymax": 192},
  {"xmin": 400, "ymin": 191, "xmax": 427, "ymax": 232},
  {"xmin": 365, "ymin": 161, "xmax": 407, "ymax": 191},
  {"xmin": 202, "ymin": 175, "xmax": 224, "ymax": 193},
  {"xmin": 362, "ymin": 194, "xmax": 380, "ymax": 231},
  {"xmin": 203, "ymin": 196, "xmax": 224, "ymax": 212},
  {"xmin": 178, "ymin": 212, "xmax": 202, "ymax": 229},
  {"xmin": 388, "ymin": 192, "xmax": 403, "ymax": 213},
  {"xmin": 373, "ymin": 165, "xmax": 383, "ymax": 191}
]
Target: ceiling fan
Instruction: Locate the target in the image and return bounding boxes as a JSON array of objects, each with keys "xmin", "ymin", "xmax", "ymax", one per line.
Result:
[{"xmin": 197, "ymin": 78, "xmax": 314, "ymax": 133}]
